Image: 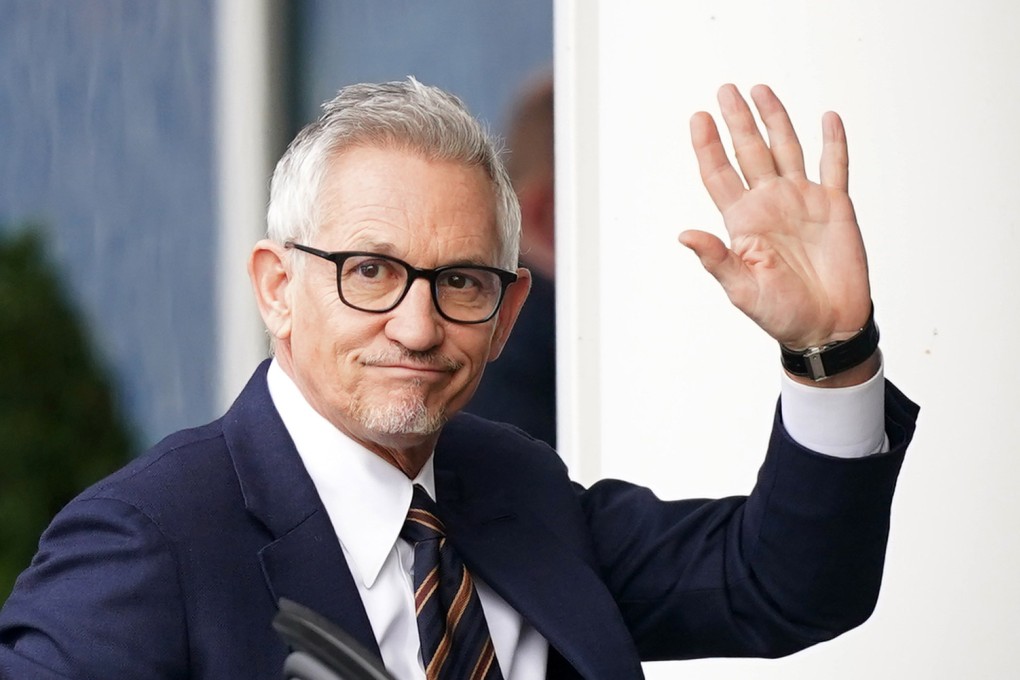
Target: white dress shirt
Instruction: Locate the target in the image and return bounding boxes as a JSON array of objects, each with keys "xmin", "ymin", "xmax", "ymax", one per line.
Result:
[
  {"xmin": 266, "ymin": 359, "xmax": 886, "ymax": 678},
  {"xmin": 267, "ymin": 361, "xmax": 548, "ymax": 679}
]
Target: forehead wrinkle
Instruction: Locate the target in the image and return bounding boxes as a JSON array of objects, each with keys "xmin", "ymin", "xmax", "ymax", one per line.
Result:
[
  {"xmin": 326, "ymin": 216, "xmax": 499, "ymax": 267},
  {"xmin": 317, "ymin": 200, "xmax": 409, "ymax": 241},
  {"xmin": 434, "ymin": 233, "xmax": 497, "ymax": 267},
  {"xmin": 315, "ymin": 146, "xmax": 501, "ymax": 267}
]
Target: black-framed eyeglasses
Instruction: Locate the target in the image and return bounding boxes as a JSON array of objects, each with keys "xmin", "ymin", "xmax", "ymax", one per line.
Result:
[{"xmin": 285, "ymin": 242, "xmax": 519, "ymax": 324}]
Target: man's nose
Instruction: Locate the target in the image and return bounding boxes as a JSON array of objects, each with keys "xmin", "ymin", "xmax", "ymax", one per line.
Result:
[{"xmin": 383, "ymin": 279, "xmax": 445, "ymax": 351}]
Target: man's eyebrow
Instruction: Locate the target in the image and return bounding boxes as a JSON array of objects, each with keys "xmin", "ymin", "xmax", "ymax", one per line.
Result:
[
  {"xmin": 443, "ymin": 256, "xmax": 493, "ymax": 267},
  {"xmin": 345, "ymin": 240, "xmax": 496, "ymax": 268},
  {"xmin": 346, "ymin": 238, "xmax": 397, "ymax": 254}
]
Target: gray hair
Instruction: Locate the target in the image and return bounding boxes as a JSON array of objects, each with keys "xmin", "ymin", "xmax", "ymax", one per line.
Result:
[{"xmin": 266, "ymin": 77, "xmax": 521, "ymax": 270}]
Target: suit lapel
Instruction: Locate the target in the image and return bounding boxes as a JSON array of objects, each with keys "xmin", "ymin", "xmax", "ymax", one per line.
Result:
[
  {"xmin": 436, "ymin": 469, "xmax": 644, "ymax": 680},
  {"xmin": 257, "ymin": 512, "xmax": 379, "ymax": 656},
  {"xmin": 222, "ymin": 365, "xmax": 643, "ymax": 677},
  {"xmin": 222, "ymin": 361, "xmax": 380, "ymax": 657}
]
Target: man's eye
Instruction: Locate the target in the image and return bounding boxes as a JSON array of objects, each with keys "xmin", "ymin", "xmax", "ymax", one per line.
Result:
[
  {"xmin": 356, "ymin": 262, "xmax": 383, "ymax": 278},
  {"xmin": 440, "ymin": 271, "xmax": 485, "ymax": 291},
  {"xmin": 446, "ymin": 273, "xmax": 475, "ymax": 289},
  {"xmin": 345, "ymin": 258, "xmax": 397, "ymax": 280}
]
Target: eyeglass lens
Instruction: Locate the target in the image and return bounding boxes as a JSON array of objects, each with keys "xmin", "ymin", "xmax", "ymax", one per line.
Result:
[{"xmin": 340, "ymin": 254, "xmax": 504, "ymax": 322}]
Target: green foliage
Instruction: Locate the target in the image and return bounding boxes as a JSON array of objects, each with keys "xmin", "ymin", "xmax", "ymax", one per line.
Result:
[{"xmin": 0, "ymin": 228, "xmax": 133, "ymax": 602}]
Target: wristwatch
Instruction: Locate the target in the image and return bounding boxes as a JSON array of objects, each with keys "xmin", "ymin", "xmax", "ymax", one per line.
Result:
[{"xmin": 780, "ymin": 306, "xmax": 879, "ymax": 381}]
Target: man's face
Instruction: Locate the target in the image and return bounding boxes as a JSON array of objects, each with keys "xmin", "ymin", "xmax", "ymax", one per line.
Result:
[{"xmin": 269, "ymin": 145, "xmax": 528, "ymax": 462}]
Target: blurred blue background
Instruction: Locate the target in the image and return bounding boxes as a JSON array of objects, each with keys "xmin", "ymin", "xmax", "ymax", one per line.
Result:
[{"xmin": 0, "ymin": 0, "xmax": 551, "ymax": 448}]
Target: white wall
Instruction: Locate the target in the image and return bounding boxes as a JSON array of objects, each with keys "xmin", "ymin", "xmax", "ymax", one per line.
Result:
[{"xmin": 556, "ymin": 1, "xmax": 1020, "ymax": 677}]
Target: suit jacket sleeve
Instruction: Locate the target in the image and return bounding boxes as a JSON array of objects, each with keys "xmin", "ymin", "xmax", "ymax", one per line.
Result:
[
  {"xmin": 0, "ymin": 496, "xmax": 189, "ymax": 679},
  {"xmin": 578, "ymin": 380, "xmax": 918, "ymax": 661}
]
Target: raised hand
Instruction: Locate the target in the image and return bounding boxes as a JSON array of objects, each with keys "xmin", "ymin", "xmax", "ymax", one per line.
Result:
[{"xmin": 680, "ymin": 84, "xmax": 872, "ymax": 352}]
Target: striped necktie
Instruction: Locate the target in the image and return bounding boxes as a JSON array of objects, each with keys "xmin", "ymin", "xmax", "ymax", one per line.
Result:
[{"xmin": 401, "ymin": 485, "xmax": 504, "ymax": 680}]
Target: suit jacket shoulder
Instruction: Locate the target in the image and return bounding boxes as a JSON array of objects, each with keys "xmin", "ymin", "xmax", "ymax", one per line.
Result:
[{"xmin": 0, "ymin": 362, "xmax": 320, "ymax": 680}]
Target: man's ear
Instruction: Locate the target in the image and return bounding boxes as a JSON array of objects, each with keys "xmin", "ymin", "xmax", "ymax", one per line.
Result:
[
  {"xmin": 488, "ymin": 267, "xmax": 532, "ymax": 362},
  {"xmin": 249, "ymin": 239, "xmax": 293, "ymax": 342}
]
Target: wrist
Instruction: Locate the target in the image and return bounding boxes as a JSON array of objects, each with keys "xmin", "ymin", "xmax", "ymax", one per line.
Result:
[{"xmin": 780, "ymin": 304, "xmax": 880, "ymax": 384}]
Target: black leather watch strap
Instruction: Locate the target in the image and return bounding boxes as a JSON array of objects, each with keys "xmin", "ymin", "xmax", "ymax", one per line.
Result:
[{"xmin": 780, "ymin": 306, "xmax": 879, "ymax": 381}]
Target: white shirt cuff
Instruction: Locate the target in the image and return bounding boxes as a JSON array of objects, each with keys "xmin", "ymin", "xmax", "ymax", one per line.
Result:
[{"xmin": 780, "ymin": 361, "xmax": 889, "ymax": 458}]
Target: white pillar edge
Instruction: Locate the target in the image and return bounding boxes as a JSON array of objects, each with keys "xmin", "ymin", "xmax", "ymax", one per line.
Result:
[
  {"xmin": 213, "ymin": 0, "xmax": 279, "ymax": 411},
  {"xmin": 553, "ymin": 0, "xmax": 601, "ymax": 485}
]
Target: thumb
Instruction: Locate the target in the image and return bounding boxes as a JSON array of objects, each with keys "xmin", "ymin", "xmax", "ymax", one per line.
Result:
[{"xmin": 678, "ymin": 230, "xmax": 744, "ymax": 293}]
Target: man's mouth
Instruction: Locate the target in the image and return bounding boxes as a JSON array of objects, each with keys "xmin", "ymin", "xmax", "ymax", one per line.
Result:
[{"xmin": 361, "ymin": 350, "xmax": 462, "ymax": 374}]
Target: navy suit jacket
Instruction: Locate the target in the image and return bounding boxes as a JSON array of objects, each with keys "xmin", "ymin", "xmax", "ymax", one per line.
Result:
[{"xmin": 0, "ymin": 361, "xmax": 918, "ymax": 679}]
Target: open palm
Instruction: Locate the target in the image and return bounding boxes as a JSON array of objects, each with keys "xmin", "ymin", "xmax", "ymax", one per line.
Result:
[{"xmin": 680, "ymin": 84, "xmax": 871, "ymax": 349}]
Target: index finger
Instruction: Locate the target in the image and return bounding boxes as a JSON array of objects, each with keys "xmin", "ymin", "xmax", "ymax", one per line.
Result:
[{"xmin": 690, "ymin": 110, "xmax": 746, "ymax": 211}]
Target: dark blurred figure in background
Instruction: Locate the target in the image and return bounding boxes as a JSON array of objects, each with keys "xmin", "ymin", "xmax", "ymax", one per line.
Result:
[
  {"xmin": 0, "ymin": 229, "xmax": 132, "ymax": 602},
  {"xmin": 467, "ymin": 73, "xmax": 557, "ymax": 446}
]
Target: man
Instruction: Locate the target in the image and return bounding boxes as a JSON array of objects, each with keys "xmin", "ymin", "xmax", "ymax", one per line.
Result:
[
  {"xmin": 0, "ymin": 79, "xmax": 917, "ymax": 680},
  {"xmin": 468, "ymin": 73, "xmax": 557, "ymax": 446}
]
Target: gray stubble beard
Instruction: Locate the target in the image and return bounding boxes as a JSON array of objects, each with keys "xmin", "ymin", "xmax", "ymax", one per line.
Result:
[{"xmin": 351, "ymin": 378, "xmax": 448, "ymax": 436}]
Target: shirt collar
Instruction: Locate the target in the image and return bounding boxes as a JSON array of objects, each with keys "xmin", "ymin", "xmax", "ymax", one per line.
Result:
[{"xmin": 266, "ymin": 360, "xmax": 435, "ymax": 589}]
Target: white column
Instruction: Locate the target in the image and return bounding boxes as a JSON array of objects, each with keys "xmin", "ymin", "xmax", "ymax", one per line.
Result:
[
  {"xmin": 213, "ymin": 0, "xmax": 287, "ymax": 410},
  {"xmin": 553, "ymin": 0, "xmax": 603, "ymax": 484}
]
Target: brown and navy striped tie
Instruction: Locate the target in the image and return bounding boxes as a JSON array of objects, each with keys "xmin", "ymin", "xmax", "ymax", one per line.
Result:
[{"xmin": 401, "ymin": 484, "xmax": 504, "ymax": 680}]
